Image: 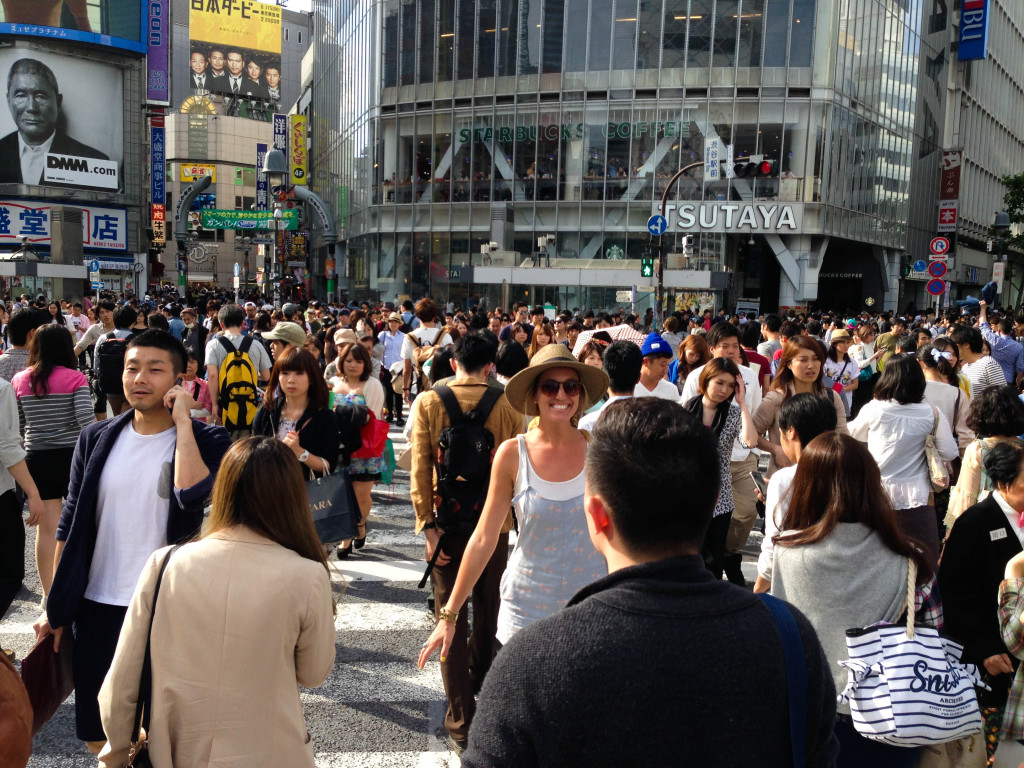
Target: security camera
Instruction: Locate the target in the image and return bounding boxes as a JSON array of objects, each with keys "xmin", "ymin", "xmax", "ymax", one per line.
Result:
[
  {"xmin": 235, "ymin": 235, "xmax": 242, "ymax": 243},
  {"xmin": 488, "ymin": 241, "xmax": 499, "ymax": 252},
  {"xmin": 546, "ymin": 235, "xmax": 556, "ymax": 245},
  {"xmin": 20, "ymin": 236, "xmax": 28, "ymax": 245}
]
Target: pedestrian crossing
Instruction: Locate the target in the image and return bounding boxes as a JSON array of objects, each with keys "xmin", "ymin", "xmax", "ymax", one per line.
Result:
[{"xmin": 3, "ymin": 423, "xmax": 763, "ymax": 766}]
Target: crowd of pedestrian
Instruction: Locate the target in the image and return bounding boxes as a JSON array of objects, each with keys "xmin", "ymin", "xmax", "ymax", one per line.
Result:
[{"xmin": 3, "ymin": 287, "xmax": 1024, "ymax": 766}]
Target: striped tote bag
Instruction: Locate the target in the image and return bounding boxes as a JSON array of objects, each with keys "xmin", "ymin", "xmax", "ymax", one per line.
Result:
[{"xmin": 838, "ymin": 558, "xmax": 986, "ymax": 746}]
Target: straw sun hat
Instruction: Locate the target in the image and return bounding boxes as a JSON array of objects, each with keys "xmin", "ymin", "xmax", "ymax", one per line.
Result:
[{"xmin": 504, "ymin": 343, "xmax": 609, "ymax": 417}]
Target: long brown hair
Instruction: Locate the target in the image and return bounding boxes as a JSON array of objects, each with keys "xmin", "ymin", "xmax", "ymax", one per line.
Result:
[
  {"xmin": 204, "ymin": 437, "xmax": 332, "ymax": 583},
  {"xmin": 770, "ymin": 336, "xmax": 824, "ymax": 394},
  {"xmin": 696, "ymin": 356, "xmax": 739, "ymax": 400},
  {"xmin": 677, "ymin": 334, "xmax": 710, "ymax": 380},
  {"xmin": 775, "ymin": 432, "xmax": 932, "ymax": 583},
  {"xmin": 263, "ymin": 348, "xmax": 329, "ymax": 409},
  {"xmin": 334, "ymin": 341, "xmax": 372, "ymax": 382},
  {"xmin": 27, "ymin": 324, "xmax": 77, "ymax": 396},
  {"xmin": 528, "ymin": 321, "xmax": 555, "ymax": 359}
]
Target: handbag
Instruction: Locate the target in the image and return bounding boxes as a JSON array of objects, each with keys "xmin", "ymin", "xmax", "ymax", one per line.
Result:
[
  {"xmin": 307, "ymin": 460, "xmax": 358, "ymax": 543},
  {"xmin": 918, "ymin": 733, "xmax": 987, "ymax": 768},
  {"xmin": 926, "ymin": 405, "xmax": 951, "ymax": 492},
  {"xmin": 352, "ymin": 411, "xmax": 389, "ymax": 459},
  {"xmin": 20, "ymin": 629, "xmax": 75, "ymax": 736},
  {"xmin": 127, "ymin": 545, "xmax": 180, "ymax": 768},
  {"xmin": 838, "ymin": 558, "xmax": 987, "ymax": 747}
]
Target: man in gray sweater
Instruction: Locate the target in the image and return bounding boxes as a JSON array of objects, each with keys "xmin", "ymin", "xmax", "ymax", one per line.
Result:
[{"xmin": 462, "ymin": 397, "xmax": 839, "ymax": 767}]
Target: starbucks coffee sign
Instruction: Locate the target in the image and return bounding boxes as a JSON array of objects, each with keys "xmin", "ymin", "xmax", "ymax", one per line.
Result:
[{"xmin": 660, "ymin": 203, "xmax": 803, "ymax": 233}]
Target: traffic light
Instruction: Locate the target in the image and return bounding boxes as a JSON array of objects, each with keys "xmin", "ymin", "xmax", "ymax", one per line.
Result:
[
  {"xmin": 641, "ymin": 257, "xmax": 655, "ymax": 278},
  {"xmin": 733, "ymin": 158, "xmax": 775, "ymax": 178}
]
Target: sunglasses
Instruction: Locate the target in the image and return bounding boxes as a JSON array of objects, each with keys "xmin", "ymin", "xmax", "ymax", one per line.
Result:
[{"xmin": 537, "ymin": 379, "xmax": 583, "ymax": 397}]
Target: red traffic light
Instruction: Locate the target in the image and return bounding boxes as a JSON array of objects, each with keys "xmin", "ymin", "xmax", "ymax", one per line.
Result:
[{"xmin": 758, "ymin": 160, "xmax": 774, "ymax": 176}]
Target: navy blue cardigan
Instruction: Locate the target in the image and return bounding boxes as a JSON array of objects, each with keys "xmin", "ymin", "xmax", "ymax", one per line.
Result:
[{"xmin": 48, "ymin": 410, "xmax": 231, "ymax": 629}]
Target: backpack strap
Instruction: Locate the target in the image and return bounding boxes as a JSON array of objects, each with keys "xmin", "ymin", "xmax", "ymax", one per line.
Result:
[
  {"xmin": 758, "ymin": 593, "xmax": 807, "ymax": 768},
  {"xmin": 105, "ymin": 330, "xmax": 117, "ymax": 340},
  {"xmin": 238, "ymin": 335, "xmax": 254, "ymax": 355},
  {"xmin": 435, "ymin": 386, "xmax": 464, "ymax": 426},
  {"xmin": 472, "ymin": 386, "xmax": 502, "ymax": 424},
  {"xmin": 216, "ymin": 336, "xmax": 235, "ymax": 356}
]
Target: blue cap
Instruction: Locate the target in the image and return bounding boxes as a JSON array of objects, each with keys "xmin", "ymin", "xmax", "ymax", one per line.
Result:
[{"xmin": 641, "ymin": 332, "xmax": 671, "ymax": 357}]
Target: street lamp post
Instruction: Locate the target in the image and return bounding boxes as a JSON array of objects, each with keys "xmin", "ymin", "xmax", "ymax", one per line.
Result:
[
  {"xmin": 993, "ymin": 210, "xmax": 1011, "ymax": 262},
  {"xmin": 262, "ymin": 148, "xmax": 339, "ymax": 305}
]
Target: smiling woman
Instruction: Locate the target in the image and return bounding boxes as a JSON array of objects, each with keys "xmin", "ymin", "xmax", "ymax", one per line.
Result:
[{"xmin": 418, "ymin": 343, "xmax": 609, "ymax": 681}]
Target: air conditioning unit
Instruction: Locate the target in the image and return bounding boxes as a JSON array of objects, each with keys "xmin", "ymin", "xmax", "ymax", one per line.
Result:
[{"xmin": 50, "ymin": 206, "xmax": 84, "ymax": 265}]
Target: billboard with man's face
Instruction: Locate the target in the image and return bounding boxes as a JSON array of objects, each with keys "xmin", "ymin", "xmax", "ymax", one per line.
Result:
[
  {"xmin": 0, "ymin": 47, "xmax": 123, "ymax": 192},
  {"xmin": 188, "ymin": 0, "xmax": 282, "ymax": 120},
  {"xmin": 0, "ymin": 0, "xmax": 145, "ymax": 53}
]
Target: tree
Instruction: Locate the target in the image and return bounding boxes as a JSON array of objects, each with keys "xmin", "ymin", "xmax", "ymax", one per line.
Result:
[{"xmin": 1001, "ymin": 172, "xmax": 1024, "ymax": 252}]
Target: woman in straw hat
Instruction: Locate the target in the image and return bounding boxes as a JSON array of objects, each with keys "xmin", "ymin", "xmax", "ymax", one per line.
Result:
[{"xmin": 418, "ymin": 344, "xmax": 609, "ymax": 669}]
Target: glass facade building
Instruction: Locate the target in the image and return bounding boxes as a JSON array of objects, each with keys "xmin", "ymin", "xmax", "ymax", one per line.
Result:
[{"xmin": 310, "ymin": 0, "xmax": 938, "ymax": 313}]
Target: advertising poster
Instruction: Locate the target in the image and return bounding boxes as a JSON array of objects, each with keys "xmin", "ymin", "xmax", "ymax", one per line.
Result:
[
  {"xmin": 256, "ymin": 142, "xmax": 268, "ymax": 210},
  {"xmin": 188, "ymin": 0, "xmax": 282, "ymax": 119},
  {"xmin": 0, "ymin": 199, "xmax": 127, "ymax": 250},
  {"xmin": 147, "ymin": 0, "xmax": 170, "ymax": 104},
  {"xmin": 0, "ymin": 47, "xmax": 123, "ymax": 191},
  {"xmin": 290, "ymin": 114, "xmax": 306, "ymax": 185},
  {"xmin": 0, "ymin": 1, "xmax": 144, "ymax": 53},
  {"xmin": 200, "ymin": 209, "xmax": 298, "ymax": 230}
]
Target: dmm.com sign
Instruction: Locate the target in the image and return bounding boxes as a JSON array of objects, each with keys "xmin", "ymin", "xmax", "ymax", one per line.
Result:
[{"xmin": 200, "ymin": 209, "xmax": 298, "ymax": 230}]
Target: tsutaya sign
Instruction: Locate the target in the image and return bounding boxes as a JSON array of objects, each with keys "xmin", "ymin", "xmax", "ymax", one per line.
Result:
[
  {"xmin": 659, "ymin": 202, "xmax": 803, "ymax": 233},
  {"xmin": 458, "ymin": 121, "xmax": 692, "ymax": 144}
]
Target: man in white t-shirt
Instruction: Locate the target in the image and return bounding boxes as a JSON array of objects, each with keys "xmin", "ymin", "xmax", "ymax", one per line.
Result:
[
  {"xmin": 402, "ymin": 298, "xmax": 453, "ymax": 403},
  {"xmin": 204, "ymin": 304, "xmax": 273, "ymax": 429},
  {"xmin": 633, "ymin": 332, "xmax": 679, "ymax": 401},
  {"xmin": 579, "ymin": 341, "xmax": 642, "ymax": 431},
  {"xmin": 35, "ymin": 329, "xmax": 230, "ymax": 755}
]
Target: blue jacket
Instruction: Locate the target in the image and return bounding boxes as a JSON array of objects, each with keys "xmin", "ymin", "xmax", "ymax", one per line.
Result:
[{"xmin": 48, "ymin": 410, "xmax": 231, "ymax": 629}]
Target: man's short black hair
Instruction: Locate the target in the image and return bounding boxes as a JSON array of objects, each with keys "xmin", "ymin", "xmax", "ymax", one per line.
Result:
[
  {"xmin": 777, "ymin": 393, "xmax": 838, "ymax": 448},
  {"xmin": 706, "ymin": 321, "xmax": 741, "ymax": 349},
  {"xmin": 762, "ymin": 313, "xmax": 782, "ymax": 333},
  {"xmin": 897, "ymin": 334, "xmax": 917, "ymax": 355},
  {"xmin": 741, "ymin": 321, "xmax": 762, "ymax": 349},
  {"xmin": 112, "ymin": 305, "xmax": 137, "ymax": 330},
  {"xmin": 452, "ymin": 331, "xmax": 497, "ymax": 373},
  {"xmin": 949, "ymin": 325, "xmax": 982, "ymax": 354},
  {"xmin": 7, "ymin": 308, "xmax": 47, "ymax": 346},
  {"xmin": 588, "ymin": 399, "xmax": 720, "ymax": 553},
  {"xmin": 495, "ymin": 340, "xmax": 529, "ymax": 379},
  {"xmin": 779, "ymin": 320, "xmax": 801, "ymax": 339},
  {"xmin": 530, "ymin": 305, "xmax": 544, "ymax": 316},
  {"xmin": 983, "ymin": 438, "xmax": 1024, "ymax": 487},
  {"xmin": 97, "ymin": 300, "xmax": 116, "ymax": 313},
  {"xmin": 966, "ymin": 385, "xmax": 1024, "ymax": 437},
  {"xmin": 603, "ymin": 340, "xmax": 643, "ymax": 393},
  {"xmin": 218, "ymin": 303, "xmax": 245, "ymax": 329},
  {"xmin": 126, "ymin": 329, "xmax": 188, "ymax": 375}
]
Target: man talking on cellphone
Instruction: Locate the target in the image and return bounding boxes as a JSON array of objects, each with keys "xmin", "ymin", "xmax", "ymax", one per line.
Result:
[{"xmin": 33, "ymin": 330, "xmax": 230, "ymax": 756}]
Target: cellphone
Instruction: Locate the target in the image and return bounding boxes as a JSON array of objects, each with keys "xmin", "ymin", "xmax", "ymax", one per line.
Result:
[
  {"xmin": 168, "ymin": 377, "xmax": 183, "ymax": 416},
  {"xmin": 749, "ymin": 471, "xmax": 768, "ymax": 498}
]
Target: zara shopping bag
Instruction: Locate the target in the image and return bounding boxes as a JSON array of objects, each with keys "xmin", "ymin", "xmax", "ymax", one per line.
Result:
[
  {"xmin": 308, "ymin": 461, "xmax": 358, "ymax": 543},
  {"xmin": 838, "ymin": 559, "xmax": 986, "ymax": 746}
]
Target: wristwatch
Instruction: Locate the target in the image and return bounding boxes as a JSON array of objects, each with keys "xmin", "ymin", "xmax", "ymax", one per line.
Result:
[{"xmin": 298, "ymin": 450, "xmax": 310, "ymax": 463}]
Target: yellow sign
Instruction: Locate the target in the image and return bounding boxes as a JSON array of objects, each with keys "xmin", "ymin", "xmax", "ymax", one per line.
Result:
[
  {"xmin": 180, "ymin": 163, "xmax": 216, "ymax": 182},
  {"xmin": 152, "ymin": 220, "xmax": 166, "ymax": 243},
  {"xmin": 188, "ymin": 0, "xmax": 282, "ymax": 54},
  {"xmin": 290, "ymin": 115, "xmax": 307, "ymax": 186}
]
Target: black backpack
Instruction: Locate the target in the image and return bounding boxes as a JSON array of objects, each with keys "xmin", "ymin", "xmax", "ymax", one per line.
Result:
[
  {"xmin": 96, "ymin": 331, "xmax": 135, "ymax": 396},
  {"xmin": 419, "ymin": 385, "xmax": 503, "ymax": 589},
  {"xmin": 434, "ymin": 385, "xmax": 503, "ymax": 536}
]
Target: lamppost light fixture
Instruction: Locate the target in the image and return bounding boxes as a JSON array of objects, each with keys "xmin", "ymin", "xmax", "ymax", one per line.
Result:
[
  {"xmin": 993, "ymin": 210, "xmax": 1012, "ymax": 234},
  {"xmin": 261, "ymin": 148, "xmax": 290, "ymax": 189}
]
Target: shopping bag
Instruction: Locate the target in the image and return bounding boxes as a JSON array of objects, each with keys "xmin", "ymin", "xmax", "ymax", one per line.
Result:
[
  {"xmin": 352, "ymin": 412, "xmax": 389, "ymax": 459},
  {"xmin": 20, "ymin": 631, "xmax": 75, "ymax": 735},
  {"xmin": 307, "ymin": 464, "xmax": 357, "ymax": 543},
  {"xmin": 838, "ymin": 559, "xmax": 986, "ymax": 746},
  {"xmin": 381, "ymin": 438, "xmax": 396, "ymax": 485}
]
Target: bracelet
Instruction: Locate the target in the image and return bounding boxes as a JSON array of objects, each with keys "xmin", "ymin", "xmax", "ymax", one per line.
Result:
[
  {"xmin": 422, "ymin": 521, "xmax": 437, "ymax": 530},
  {"xmin": 438, "ymin": 606, "xmax": 459, "ymax": 623}
]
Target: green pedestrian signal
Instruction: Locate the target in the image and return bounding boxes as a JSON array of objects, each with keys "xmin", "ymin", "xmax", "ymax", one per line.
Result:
[{"xmin": 641, "ymin": 257, "xmax": 654, "ymax": 277}]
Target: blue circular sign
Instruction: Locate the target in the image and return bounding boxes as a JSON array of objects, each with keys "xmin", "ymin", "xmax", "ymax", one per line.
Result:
[
  {"xmin": 928, "ymin": 261, "xmax": 948, "ymax": 278},
  {"xmin": 926, "ymin": 278, "xmax": 945, "ymax": 296},
  {"xmin": 912, "ymin": 259, "xmax": 927, "ymax": 272},
  {"xmin": 647, "ymin": 215, "xmax": 668, "ymax": 236},
  {"xmin": 89, "ymin": 259, "xmax": 101, "ymax": 272}
]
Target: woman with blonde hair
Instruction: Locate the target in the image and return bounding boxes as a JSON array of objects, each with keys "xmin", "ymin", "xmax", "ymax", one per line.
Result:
[
  {"xmin": 668, "ymin": 334, "xmax": 710, "ymax": 394},
  {"xmin": 527, "ymin": 321, "xmax": 555, "ymax": 359},
  {"xmin": 98, "ymin": 437, "xmax": 335, "ymax": 767}
]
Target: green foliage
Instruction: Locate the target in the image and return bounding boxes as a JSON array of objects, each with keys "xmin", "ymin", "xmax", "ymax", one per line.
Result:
[{"xmin": 1001, "ymin": 173, "xmax": 1024, "ymax": 251}]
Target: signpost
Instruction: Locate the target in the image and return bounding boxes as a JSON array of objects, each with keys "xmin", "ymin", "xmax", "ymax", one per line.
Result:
[
  {"xmin": 929, "ymin": 237, "xmax": 951, "ymax": 258},
  {"xmin": 926, "ymin": 278, "xmax": 945, "ymax": 296},
  {"xmin": 913, "ymin": 259, "xmax": 927, "ymax": 273},
  {"xmin": 927, "ymin": 261, "xmax": 948, "ymax": 279},
  {"xmin": 199, "ymin": 210, "xmax": 298, "ymax": 230}
]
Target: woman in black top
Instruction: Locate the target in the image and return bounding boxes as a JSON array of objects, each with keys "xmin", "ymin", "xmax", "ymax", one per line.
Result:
[{"xmin": 252, "ymin": 348, "xmax": 339, "ymax": 480}]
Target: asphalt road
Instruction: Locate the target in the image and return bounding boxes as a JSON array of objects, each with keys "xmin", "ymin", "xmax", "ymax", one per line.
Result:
[{"xmin": 2, "ymin": 423, "xmax": 763, "ymax": 766}]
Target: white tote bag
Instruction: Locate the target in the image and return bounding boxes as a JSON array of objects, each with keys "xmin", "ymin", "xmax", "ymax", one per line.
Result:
[{"xmin": 838, "ymin": 558, "xmax": 987, "ymax": 747}]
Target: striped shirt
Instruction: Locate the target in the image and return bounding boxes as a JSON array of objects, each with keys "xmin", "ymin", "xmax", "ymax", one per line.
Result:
[
  {"xmin": 961, "ymin": 355, "xmax": 1006, "ymax": 396},
  {"xmin": 11, "ymin": 365, "xmax": 94, "ymax": 450}
]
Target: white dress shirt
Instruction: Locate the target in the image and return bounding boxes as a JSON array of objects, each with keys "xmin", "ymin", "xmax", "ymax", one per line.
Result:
[
  {"xmin": 19, "ymin": 132, "xmax": 55, "ymax": 185},
  {"xmin": 993, "ymin": 490, "xmax": 1024, "ymax": 548}
]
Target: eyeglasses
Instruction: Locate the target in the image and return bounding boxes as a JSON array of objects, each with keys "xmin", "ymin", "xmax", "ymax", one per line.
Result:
[{"xmin": 537, "ymin": 379, "xmax": 583, "ymax": 397}]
